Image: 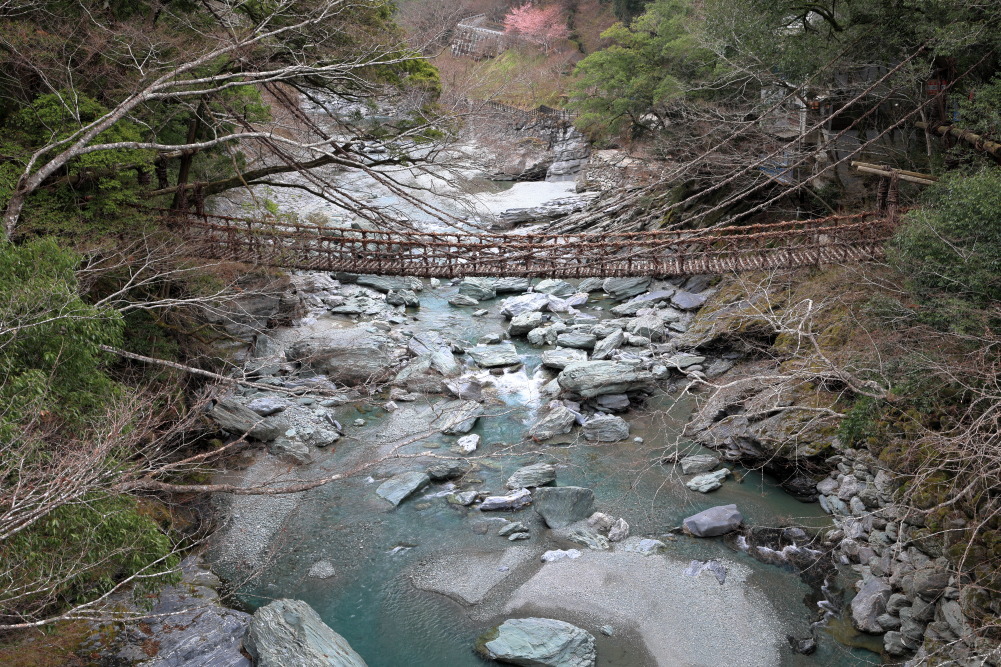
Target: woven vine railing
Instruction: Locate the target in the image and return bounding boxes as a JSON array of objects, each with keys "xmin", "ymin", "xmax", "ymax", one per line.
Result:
[{"xmin": 166, "ymin": 210, "xmax": 897, "ymax": 278}]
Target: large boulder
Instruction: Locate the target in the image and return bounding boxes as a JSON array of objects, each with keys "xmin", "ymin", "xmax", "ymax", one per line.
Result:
[
  {"xmin": 501, "ymin": 293, "xmax": 551, "ymax": 318},
  {"xmin": 581, "ymin": 414, "xmax": 629, "ymax": 442},
  {"xmin": 540, "ymin": 348, "xmax": 588, "ymax": 370},
  {"xmin": 590, "ymin": 330, "xmax": 624, "ymax": 360},
  {"xmin": 356, "ymin": 275, "xmax": 422, "ymax": 293},
  {"xmin": 671, "ymin": 290, "xmax": 708, "ymax": 310},
  {"xmin": 286, "ymin": 329, "xmax": 394, "ymax": 386},
  {"xmin": 603, "ymin": 277, "xmax": 651, "ymax": 300},
  {"xmin": 479, "ymin": 618, "xmax": 596, "ymax": 667},
  {"xmin": 851, "ymin": 578, "xmax": 892, "ymax": 634},
  {"xmin": 680, "ymin": 454, "xmax": 719, "ymax": 475},
  {"xmin": 557, "ymin": 361, "xmax": 655, "ymax": 398},
  {"xmin": 210, "ymin": 398, "xmax": 283, "ymax": 441},
  {"xmin": 495, "ymin": 277, "xmax": 532, "ymax": 293},
  {"xmin": 467, "ymin": 343, "xmax": 521, "ymax": 368},
  {"xmin": 555, "ymin": 332, "xmax": 596, "ymax": 349},
  {"xmin": 682, "ymin": 504, "xmax": 743, "ymax": 537},
  {"xmin": 610, "ymin": 290, "xmax": 677, "ymax": 316},
  {"xmin": 534, "ymin": 279, "xmax": 576, "ymax": 297},
  {"xmin": 506, "ymin": 463, "xmax": 557, "ymax": 489},
  {"xmin": 376, "ymin": 471, "xmax": 430, "ymax": 506},
  {"xmin": 528, "ymin": 405, "xmax": 577, "ymax": 440},
  {"xmin": 459, "ymin": 277, "xmax": 497, "ymax": 301},
  {"xmin": 533, "ymin": 486, "xmax": 595, "ymax": 529},
  {"xmin": 509, "ymin": 311, "xmax": 545, "ymax": 336},
  {"xmin": 433, "ymin": 400, "xmax": 484, "ymax": 435},
  {"xmin": 245, "ymin": 599, "xmax": 367, "ymax": 667}
]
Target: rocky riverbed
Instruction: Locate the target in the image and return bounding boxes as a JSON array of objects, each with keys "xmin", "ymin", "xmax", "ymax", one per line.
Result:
[{"xmin": 100, "ymin": 267, "xmax": 910, "ymax": 667}]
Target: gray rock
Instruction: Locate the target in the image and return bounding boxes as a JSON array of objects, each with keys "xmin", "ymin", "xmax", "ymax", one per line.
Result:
[
  {"xmin": 603, "ymin": 277, "xmax": 651, "ymax": 300},
  {"xmin": 610, "ymin": 290, "xmax": 676, "ymax": 316},
  {"xmin": 210, "ymin": 398, "xmax": 283, "ymax": 441},
  {"xmin": 376, "ymin": 471, "xmax": 431, "ymax": 506},
  {"xmin": 245, "ymin": 599, "xmax": 367, "ymax": 667},
  {"xmin": 356, "ymin": 275, "xmax": 421, "ymax": 293},
  {"xmin": 286, "ymin": 329, "xmax": 394, "ymax": 386},
  {"xmin": 546, "ymin": 293, "xmax": 588, "ymax": 313},
  {"xmin": 533, "ymin": 486, "xmax": 595, "ymax": 528},
  {"xmin": 556, "ymin": 332, "xmax": 597, "ymax": 349},
  {"xmin": 578, "ymin": 278, "xmax": 604, "ymax": 292},
  {"xmin": 479, "ymin": 488, "xmax": 532, "ymax": 511},
  {"xmin": 308, "ymin": 560, "xmax": 336, "ymax": 579},
  {"xmin": 909, "ymin": 568, "xmax": 950, "ymax": 601},
  {"xmin": 433, "ymin": 400, "xmax": 484, "ymax": 435},
  {"xmin": 591, "ymin": 330, "xmax": 625, "ymax": 360},
  {"xmin": 582, "ymin": 414, "xmax": 629, "ymax": 442},
  {"xmin": 883, "ymin": 631, "xmax": 911, "ymax": 656},
  {"xmin": 542, "ymin": 549, "xmax": 582, "ymax": 563},
  {"xmin": 446, "ymin": 378, "xmax": 484, "ymax": 402},
  {"xmin": 671, "ymin": 290, "xmax": 708, "ymax": 310},
  {"xmin": 495, "ymin": 277, "xmax": 532, "ymax": 293},
  {"xmin": 386, "ymin": 289, "xmax": 419, "ymax": 307},
  {"xmin": 499, "ymin": 521, "xmax": 529, "ymax": 537},
  {"xmin": 680, "ymin": 454, "xmax": 720, "ymax": 475},
  {"xmin": 459, "ymin": 277, "xmax": 497, "ymax": 301},
  {"xmin": 817, "ymin": 477, "xmax": 839, "ymax": 496},
  {"xmin": 268, "ymin": 437, "xmax": 311, "ymax": 464},
  {"xmin": 594, "ymin": 394, "xmax": 630, "ymax": 411},
  {"xmin": 500, "ymin": 293, "xmax": 551, "ymax": 318},
  {"xmin": 686, "ymin": 469, "xmax": 730, "ymax": 493},
  {"xmin": 506, "ymin": 463, "xmax": 558, "ymax": 489},
  {"xmin": 508, "ymin": 532, "xmax": 531, "ymax": 541},
  {"xmin": 449, "ymin": 294, "xmax": 480, "ymax": 307},
  {"xmin": 307, "ymin": 429, "xmax": 341, "ymax": 448},
  {"xmin": 447, "ymin": 491, "xmax": 479, "ymax": 506},
  {"xmin": 557, "ymin": 361, "xmax": 655, "ymax": 398},
  {"xmin": 683, "ymin": 504, "xmax": 743, "ymax": 537},
  {"xmin": 851, "ymin": 578, "xmax": 892, "ymax": 634},
  {"xmin": 618, "ymin": 537, "xmax": 667, "ymax": 555},
  {"xmin": 246, "ymin": 397, "xmax": 287, "ymax": 416},
  {"xmin": 528, "ymin": 405, "xmax": 577, "ymax": 440},
  {"xmin": 684, "ymin": 559, "xmax": 728, "ymax": 585},
  {"xmin": 541, "ymin": 347, "xmax": 588, "ymax": 370},
  {"xmin": 587, "ymin": 512, "xmax": 615, "ymax": 532},
  {"xmin": 664, "ymin": 354, "xmax": 706, "ymax": 370},
  {"xmin": 607, "ymin": 518, "xmax": 630, "ymax": 542},
  {"xmin": 427, "ymin": 460, "xmax": 472, "ymax": 481},
  {"xmin": 510, "ymin": 311, "xmax": 545, "ymax": 336},
  {"xmin": 625, "ymin": 312, "xmax": 671, "ymax": 340},
  {"xmin": 565, "ymin": 527, "xmax": 611, "ymax": 550},
  {"xmin": 480, "ymin": 617, "xmax": 596, "ymax": 667},
  {"xmin": 468, "ymin": 343, "xmax": 521, "ymax": 368},
  {"xmin": 456, "ymin": 434, "xmax": 480, "ymax": 453},
  {"xmin": 534, "ymin": 279, "xmax": 576, "ymax": 297}
]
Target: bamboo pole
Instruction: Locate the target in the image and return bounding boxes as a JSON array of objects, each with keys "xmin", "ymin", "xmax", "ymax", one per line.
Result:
[
  {"xmin": 915, "ymin": 121, "xmax": 1001, "ymax": 159},
  {"xmin": 851, "ymin": 161, "xmax": 938, "ymax": 185}
]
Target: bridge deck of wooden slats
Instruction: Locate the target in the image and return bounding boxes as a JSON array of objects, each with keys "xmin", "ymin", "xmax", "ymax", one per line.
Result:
[{"xmin": 170, "ymin": 210, "xmax": 896, "ymax": 278}]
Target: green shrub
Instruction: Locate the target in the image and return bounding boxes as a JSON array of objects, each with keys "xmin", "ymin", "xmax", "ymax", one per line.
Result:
[{"xmin": 887, "ymin": 168, "xmax": 1001, "ymax": 330}]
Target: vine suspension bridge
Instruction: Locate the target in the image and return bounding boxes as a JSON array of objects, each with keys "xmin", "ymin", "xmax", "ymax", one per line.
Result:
[{"xmin": 169, "ymin": 209, "xmax": 899, "ymax": 279}]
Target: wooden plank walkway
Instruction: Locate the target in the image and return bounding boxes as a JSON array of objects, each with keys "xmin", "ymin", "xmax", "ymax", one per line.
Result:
[{"xmin": 169, "ymin": 210, "xmax": 896, "ymax": 278}]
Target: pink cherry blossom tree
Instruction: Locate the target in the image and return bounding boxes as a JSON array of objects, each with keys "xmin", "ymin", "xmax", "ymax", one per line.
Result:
[{"xmin": 503, "ymin": 3, "xmax": 570, "ymax": 53}]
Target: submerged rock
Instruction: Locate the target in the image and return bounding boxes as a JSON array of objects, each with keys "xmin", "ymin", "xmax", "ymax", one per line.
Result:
[
  {"xmin": 684, "ymin": 559, "xmax": 727, "ymax": 585},
  {"xmin": 506, "ymin": 462, "xmax": 557, "ymax": 489},
  {"xmin": 682, "ymin": 504, "xmax": 743, "ymax": 537},
  {"xmin": 533, "ymin": 486, "xmax": 595, "ymax": 528},
  {"xmin": 308, "ymin": 560, "xmax": 337, "ymax": 579},
  {"xmin": 245, "ymin": 599, "xmax": 367, "ymax": 667},
  {"xmin": 582, "ymin": 414, "xmax": 629, "ymax": 442},
  {"xmin": 376, "ymin": 472, "xmax": 430, "ymax": 507}
]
